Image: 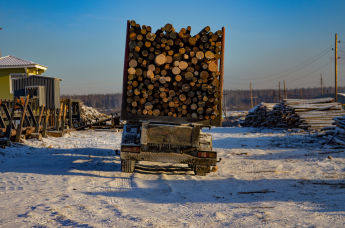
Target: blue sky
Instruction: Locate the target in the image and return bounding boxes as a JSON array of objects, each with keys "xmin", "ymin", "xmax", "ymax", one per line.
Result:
[{"xmin": 0, "ymin": 0, "xmax": 345, "ymax": 94}]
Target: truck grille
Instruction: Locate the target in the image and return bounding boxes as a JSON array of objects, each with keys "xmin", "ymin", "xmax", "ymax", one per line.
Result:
[{"xmin": 144, "ymin": 143, "xmax": 190, "ymax": 153}]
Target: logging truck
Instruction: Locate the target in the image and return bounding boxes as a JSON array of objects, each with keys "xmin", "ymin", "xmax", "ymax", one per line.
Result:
[{"xmin": 120, "ymin": 20, "xmax": 225, "ymax": 175}]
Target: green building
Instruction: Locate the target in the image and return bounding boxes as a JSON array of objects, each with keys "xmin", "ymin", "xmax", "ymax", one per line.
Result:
[{"xmin": 0, "ymin": 55, "xmax": 47, "ymax": 100}]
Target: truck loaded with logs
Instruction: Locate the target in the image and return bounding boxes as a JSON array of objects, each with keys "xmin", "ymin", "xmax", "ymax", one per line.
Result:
[{"xmin": 120, "ymin": 20, "xmax": 225, "ymax": 175}]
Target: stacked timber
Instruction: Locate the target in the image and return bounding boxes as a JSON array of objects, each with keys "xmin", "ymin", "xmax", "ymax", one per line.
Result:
[
  {"xmin": 124, "ymin": 20, "xmax": 223, "ymax": 121},
  {"xmin": 282, "ymin": 98, "xmax": 345, "ymax": 130},
  {"xmin": 242, "ymin": 103, "xmax": 279, "ymax": 127},
  {"xmin": 80, "ymin": 103, "xmax": 110, "ymax": 124},
  {"xmin": 242, "ymin": 98, "xmax": 345, "ymax": 131},
  {"xmin": 329, "ymin": 116, "xmax": 345, "ymax": 145},
  {"xmin": 222, "ymin": 111, "xmax": 248, "ymax": 127}
]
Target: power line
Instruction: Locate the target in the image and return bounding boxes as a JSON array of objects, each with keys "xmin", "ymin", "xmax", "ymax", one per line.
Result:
[
  {"xmin": 288, "ymin": 61, "xmax": 331, "ymax": 83},
  {"xmin": 233, "ymin": 44, "xmax": 332, "ymax": 81}
]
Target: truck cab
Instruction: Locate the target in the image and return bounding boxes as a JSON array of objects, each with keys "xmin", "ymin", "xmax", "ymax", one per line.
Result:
[{"xmin": 120, "ymin": 121, "xmax": 217, "ymax": 175}]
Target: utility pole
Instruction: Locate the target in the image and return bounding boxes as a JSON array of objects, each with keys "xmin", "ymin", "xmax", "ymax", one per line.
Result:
[
  {"xmin": 335, "ymin": 33, "xmax": 338, "ymax": 101},
  {"xmin": 278, "ymin": 81, "xmax": 281, "ymax": 101},
  {"xmin": 320, "ymin": 73, "xmax": 323, "ymax": 96},
  {"xmin": 283, "ymin": 80, "xmax": 287, "ymax": 99},
  {"xmin": 250, "ymin": 82, "xmax": 254, "ymax": 109}
]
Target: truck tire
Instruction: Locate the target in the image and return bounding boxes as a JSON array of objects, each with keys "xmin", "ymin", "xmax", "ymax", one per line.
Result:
[
  {"xmin": 193, "ymin": 165, "xmax": 210, "ymax": 176},
  {"xmin": 121, "ymin": 159, "xmax": 135, "ymax": 173}
]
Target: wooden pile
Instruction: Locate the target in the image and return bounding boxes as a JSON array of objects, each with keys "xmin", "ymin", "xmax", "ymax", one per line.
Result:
[
  {"xmin": 80, "ymin": 103, "xmax": 110, "ymax": 124},
  {"xmin": 282, "ymin": 98, "xmax": 345, "ymax": 130},
  {"xmin": 125, "ymin": 20, "xmax": 223, "ymax": 120},
  {"xmin": 325, "ymin": 115, "xmax": 345, "ymax": 146},
  {"xmin": 242, "ymin": 98, "xmax": 345, "ymax": 131},
  {"xmin": 242, "ymin": 103, "xmax": 279, "ymax": 127}
]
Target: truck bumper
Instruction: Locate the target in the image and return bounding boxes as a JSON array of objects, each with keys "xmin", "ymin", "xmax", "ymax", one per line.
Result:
[{"xmin": 120, "ymin": 151, "xmax": 217, "ymax": 166}]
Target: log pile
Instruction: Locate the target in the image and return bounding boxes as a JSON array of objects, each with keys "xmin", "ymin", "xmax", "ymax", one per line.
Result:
[
  {"xmin": 280, "ymin": 98, "xmax": 345, "ymax": 130},
  {"xmin": 80, "ymin": 103, "xmax": 110, "ymax": 124},
  {"xmin": 326, "ymin": 115, "xmax": 345, "ymax": 146},
  {"xmin": 242, "ymin": 98, "xmax": 345, "ymax": 131},
  {"xmin": 124, "ymin": 20, "xmax": 223, "ymax": 121},
  {"xmin": 242, "ymin": 103, "xmax": 279, "ymax": 127},
  {"xmin": 222, "ymin": 111, "xmax": 248, "ymax": 127}
]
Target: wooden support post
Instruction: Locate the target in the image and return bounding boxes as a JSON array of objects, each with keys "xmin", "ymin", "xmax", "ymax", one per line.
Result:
[
  {"xmin": 0, "ymin": 101, "xmax": 5, "ymax": 128},
  {"xmin": 300, "ymin": 88, "xmax": 303, "ymax": 99},
  {"xmin": 218, "ymin": 26, "xmax": 225, "ymax": 127},
  {"xmin": 56, "ymin": 103, "xmax": 63, "ymax": 131},
  {"xmin": 283, "ymin": 80, "xmax": 287, "ymax": 99},
  {"xmin": 15, "ymin": 95, "xmax": 30, "ymax": 142},
  {"xmin": 5, "ymin": 99, "xmax": 16, "ymax": 139},
  {"xmin": 68, "ymin": 99, "xmax": 73, "ymax": 129},
  {"xmin": 0, "ymin": 115, "xmax": 5, "ymax": 128},
  {"xmin": 35, "ymin": 105, "xmax": 45, "ymax": 133},
  {"xmin": 2, "ymin": 103, "xmax": 15, "ymax": 129},
  {"xmin": 61, "ymin": 104, "xmax": 67, "ymax": 133},
  {"xmin": 27, "ymin": 104, "xmax": 37, "ymax": 127},
  {"xmin": 42, "ymin": 109, "xmax": 50, "ymax": 138}
]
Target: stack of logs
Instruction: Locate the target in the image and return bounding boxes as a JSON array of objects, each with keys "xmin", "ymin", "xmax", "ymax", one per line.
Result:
[
  {"xmin": 80, "ymin": 103, "xmax": 110, "ymax": 124},
  {"xmin": 242, "ymin": 98, "xmax": 345, "ymax": 131},
  {"xmin": 125, "ymin": 20, "xmax": 223, "ymax": 120},
  {"xmin": 328, "ymin": 115, "xmax": 345, "ymax": 145},
  {"xmin": 242, "ymin": 103, "xmax": 279, "ymax": 127}
]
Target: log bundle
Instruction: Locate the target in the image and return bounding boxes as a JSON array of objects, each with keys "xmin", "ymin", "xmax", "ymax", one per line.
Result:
[
  {"xmin": 241, "ymin": 103, "xmax": 279, "ymax": 127},
  {"xmin": 329, "ymin": 116, "xmax": 345, "ymax": 145},
  {"xmin": 242, "ymin": 98, "xmax": 345, "ymax": 131},
  {"xmin": 124, "ymin": 20, "xmax": 223, "ymax": 122}
]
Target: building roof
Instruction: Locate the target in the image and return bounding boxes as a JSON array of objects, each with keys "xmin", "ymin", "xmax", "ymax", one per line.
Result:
[{"xmin": 0, "ymin": 55, "xmax": 47, "ymax": 70}]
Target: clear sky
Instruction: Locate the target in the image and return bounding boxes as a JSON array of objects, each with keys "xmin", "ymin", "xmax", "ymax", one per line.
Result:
[{"xmin": 1, "ymin": 0, "xmax": 345, "ymax": 94}]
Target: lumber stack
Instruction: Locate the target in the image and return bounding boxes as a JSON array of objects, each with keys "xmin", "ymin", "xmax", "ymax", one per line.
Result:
[
  {"xmin": 242, "ymin": 98, "xmax": 345, "ymax": 131},
  {"xmin": 124, "ymin": 20, "xmax": 223, "ymax": 121},
  {"xmin": 242, "ymin": 103, "xmax": 279, "ymax": 127},
  {"xmin": 282, "ymin": 98, "xmax": 345, "ymax": 130},
  {"xmin": 80, "ymin": 103, "xmax": 110, "ymax": 124},
  {"xmin": 330, "ymin": 116, "xmax": 345, "ymax": 145}
]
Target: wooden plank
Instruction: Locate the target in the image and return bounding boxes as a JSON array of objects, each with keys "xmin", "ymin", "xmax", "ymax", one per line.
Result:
[
  {"xmin": 61, "ymin": 104, "xmax": 67, "ymax": 133},
  {"xmin": 216, "ymin": 26, "xmax": 225, "ymax": 127},
  {"xmin": 0, "ymin": 115, "xmax": 5, "ymax": 128},
  {"xmin": 15, "ymin": 95, "xmax": 30, "ymax": 142},
  {"xmin": 121, "ymin": 20, "xmax": 131, "ymax": 121},
  {"xmin": 1, "ymin": 103, "xmax": 15, "ymax": 129},
  {"xmin": 68, "ymin": 99, "xmax": 73, "ymax": 128},
  {"xmin": 42, "ymin": 109, "xmax": 50, "ymax": 138},
  {"xmin": 56, "ymin": 102, "xmax": 63, "ymax": 131},
  {"xmin": 27, "ymin": 104, "xmax": 37, "ymax": 127},
  {"xmin": 35, "ymin": 105, "xmax": 45, "ymax": 133},
  {"xmin": 5, "ymin": 99, "xmax": 16, "ymax": 139}
]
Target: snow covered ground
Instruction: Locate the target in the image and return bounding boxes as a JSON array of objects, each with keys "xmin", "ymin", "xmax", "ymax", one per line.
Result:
[{"xmin": 0, "ymin": 127, "xmax": 344, "ymax": 227}]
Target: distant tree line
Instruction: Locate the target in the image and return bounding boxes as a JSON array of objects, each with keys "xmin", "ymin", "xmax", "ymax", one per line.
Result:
[
  {"xmin": 62, "ymin": 94, "xmax": 122, "ymax": 114},
  {"xmin": 224, "ymin": 86, "xmax": 345, "ymax": 111},
  {"xmin": 62, "ymin": 86, "xmax": 345, "ymax": 113}
]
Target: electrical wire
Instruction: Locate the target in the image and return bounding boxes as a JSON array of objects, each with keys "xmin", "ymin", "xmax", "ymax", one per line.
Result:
[
  {"xmin": 233, "ymin": 44, "xmax": 333, "ymax": 81},
  {"xmin": 287, "ymin": 61, "xmax": 331, "ymax": 83}
]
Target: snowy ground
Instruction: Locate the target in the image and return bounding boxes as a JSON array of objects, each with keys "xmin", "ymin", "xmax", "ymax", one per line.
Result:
[{"xmin": 0, "ymin": 127, "xmax": 345, "ymax": 227}]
